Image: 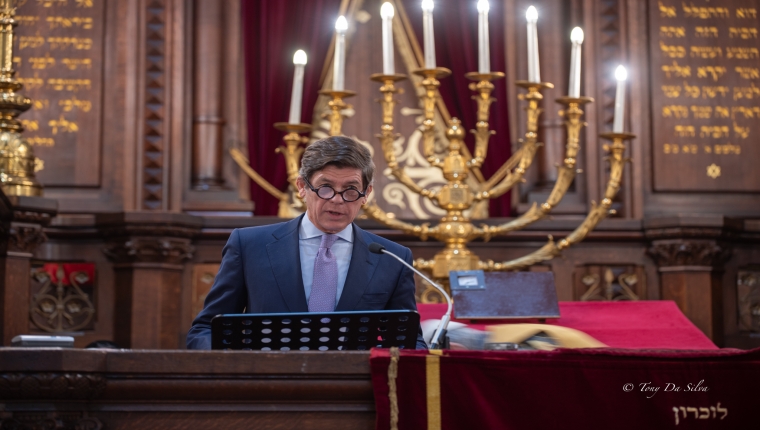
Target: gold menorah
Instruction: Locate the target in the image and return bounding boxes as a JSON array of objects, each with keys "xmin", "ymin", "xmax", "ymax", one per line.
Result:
[{"xmin": 234, "ymin": 64, "xmax": 633, "ymax": 300}]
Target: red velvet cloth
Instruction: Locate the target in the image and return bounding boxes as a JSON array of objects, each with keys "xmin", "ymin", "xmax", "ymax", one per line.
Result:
[
  {"xmin": 402, "ymin": 0, "xmax": 511, "ymax": 216},
  {"xmin": 418, "ymin": 301, "xmax": 718, "ymax": 350},
  {"xmin": 371, "ymin": 347, "xmax": 760, "ymax": 429},
  {"xmin": 241, "ymin": 0, "xmax": 341, "ymax": 215}
]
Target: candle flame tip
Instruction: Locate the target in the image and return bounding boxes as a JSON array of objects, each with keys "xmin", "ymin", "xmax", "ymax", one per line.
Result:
[
  {"xmin": 293, "ymin": 50, "xmax": 307, "ymax": 65},
  {"xmin": 526, "ymin": 5, "xmax": 538, "ymax": 22},
  {"xmin": 477, "ymin": 0, "xmax": 489, "ymax": 13},
  {"xmin": 615, "ymin": 65, "xmax": 628, "ymax": 81},
  {"xmin": 381, "ymin": 2, "xmax": 395, "ymax": 18},
  {"xmin": 335, "ymin": 15, "xmax": 348, "ymax": 32},
  {"xmin": 421, "ymin": 0, "xmax": 434, "ymax": 12},
  {"xmin": 571, "ymin": 27, "xmax": 584, "ymax": 43}
]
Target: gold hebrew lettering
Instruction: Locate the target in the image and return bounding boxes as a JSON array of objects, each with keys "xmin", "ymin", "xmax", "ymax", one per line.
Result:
[
  {"xmin": 660, "ymin": 1, "xmax": 677, "ymax": 17},
  {"xmin": 26, "ymin": 137, "xmax": 55, "ymax": 147},
  {"xmin": 58, "ymin": 96, "xmax": 92, "ymax": 112},
  {"xmin": 675, "ymin": 125, "xmax": 695, "ymax": 137},
  {"xmin": 32, "ymin": 99, "xmax": 50, "ymax": 110},
  {"xmin": 735, "ymin": 67, "xmax": 759, "ymax": 79},
  {"xmin": 61, "ymin": 58, "xmax": 92, "ymax": 70},
  {"xmin": 46, "ymin": 78, "xmax": 92, "ymax": 92},
  {"xmin": 673, "ymin": 407, "xmax": 680, "ymax": 426},
  {"xmin": 733, "ymin": 122, "xmax": 750, "ymax": 139},
  {"xmin": 662, "ymin": 85, "xmax": 682, "ymax": 98},
  {"xmin": 683, "ymin": 82, "xmax": 700, "ymax": 98},
  {"xmin": 663, "ymin": 105, "xmax": 689, "ymax": 118},
  {"xmin": 690, "ymin": 106, "xmax": 711, "ymax": 118},
  {"xmin": 697, "ymin": 66, "xmax": 726, "ymax": 81},
  {"xmin": 690, "ymin": 46, "xmax": 722, "ymax": 59},
  {"xmin": 19, "ymin": 35, "xmax": 45, "ymax": 50},
  {"xmin": 733, "ymin": 83, "xmax": 760, "ymax": 100},
  {"xmin": 661, "ymin": 26, "xmax": 686, "ymax": 37},
  {"xmin": 700, "ymin": 126, "xmax": 729, "ymax": 138},
  {"xmin": 701, "ymin": 85, "xmax": 728, "ymax": 98},
  {"xmin": 46, "ymin": 37, "xmax": 93, "ymax": 50},
  {"xmin": 715, "ymin": 106, "xmax": 729, "ymax": 118},
  {"xmin": 38, "ymin": 0, "xmax": 68, "ymax": 7},
  {"xmin": 76, "ymin": 0, "xmax": 94, "ymax": 6},
  {"xmin": 21, "ymin": 119, "xmax": 39, "ymax": 132},
  {"xmin": 15, "ymin": 15, "xmax": 40, "ymax": 26},
  {"xmin": 17, "ymin": 74, "xmax": 44, "ymax": 90},
  {"xmin": 695, "ymin": 26, "xmax": 718, "ymax": 37},
  {"xmin": 683, "ymin": 3, "xmax": 729, "ymax": 19},
  {"xmin": 731, "ymin": 106, "xmax": 758, "ymax": 119},
  {"xmin": 48, "ymin": 115, "xmax": 79, "ymax": 135},
  {"xmin": 726, "ymin": 47, "xmax": 759, "ymax": 60},
  {"xmin": 660, "ymin": 41, "xmax": 686, "ymax": 58},
  {"xmin": 662, "ymin": 61, "xmax": 691, "ymax": 78},
  {"xmin": 736, "ymin": 8, "xmax": 757, "ymax": 19},
  {"xmin": 686, "ymin": 407, "xmax": 699, "ymax": 419},
  {"xmin": 729, "ymin": 27, "xmax": 758, "ymax": 39},
  {"xmin": 664, "ymin": 143, "xmax": 679, "ymax": 154},
  {"xmin": 714, "ymin": 143, "xmax": 741, "ymax": 154},
  {"xmin": 28, "ymin": 53, "xmax": 56, "ymax": 70}
]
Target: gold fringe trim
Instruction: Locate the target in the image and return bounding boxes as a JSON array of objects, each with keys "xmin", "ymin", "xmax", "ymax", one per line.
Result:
[
  {"xmin": 425, "ymin": 351, "xmax": 442, "ymax": 430},
  {"xmin": 388, "ymin": 347, "xmax": 400, "ymax": 430}
]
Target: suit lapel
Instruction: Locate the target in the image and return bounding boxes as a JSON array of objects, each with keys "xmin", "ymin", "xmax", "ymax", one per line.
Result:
[
  {"xmin": 266, "ymin": 215, "xmax": 308, "ymax": 312},
  {"xmin": 335, "ymin": 224, "xmax": 380, "ymax": 311}
]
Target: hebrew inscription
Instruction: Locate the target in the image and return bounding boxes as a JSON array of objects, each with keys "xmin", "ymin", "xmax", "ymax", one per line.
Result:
[{"xmin": 650, "ymin": 0, "xmax": 760, "ymax": 191}]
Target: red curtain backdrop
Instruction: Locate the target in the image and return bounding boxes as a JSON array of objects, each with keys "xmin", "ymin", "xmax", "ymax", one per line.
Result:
[
  {"xmin": 241, "ymin": 0, "xmax": 341, "ymax": 216},
  {"xmin": 402, "ymin": 0, "xmax": 512, "ymax": 217}
]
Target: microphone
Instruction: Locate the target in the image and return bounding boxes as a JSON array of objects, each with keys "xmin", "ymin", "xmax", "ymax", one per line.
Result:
[{"xmin": 369, "ymin": 243, "xmax": 452, "ymax": 349}]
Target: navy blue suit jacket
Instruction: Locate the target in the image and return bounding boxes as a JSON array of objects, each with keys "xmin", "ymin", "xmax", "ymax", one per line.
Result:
[{"xmin": 187, "ymin": 215, "xmax": 427, "ymax": 349}]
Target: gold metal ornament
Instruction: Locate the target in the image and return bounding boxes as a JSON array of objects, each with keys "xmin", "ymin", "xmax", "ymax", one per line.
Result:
[{"xmin": 0, "ymin": 0, "xmax": 43, "ymax": 196}]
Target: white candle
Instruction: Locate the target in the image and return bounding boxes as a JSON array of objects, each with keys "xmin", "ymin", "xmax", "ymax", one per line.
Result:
[
  {"xmin": 613, "ymin": 65, "xmax": 627, "ymax": 132},
  {"xmin": 568, "ymin": 27, "xmax": 584, "ymax": 97},
  {"xmin": 288, "ymin": 50, "xmax": 308, "ymax": 124},
  {"xmin": 526, "ymin": 6, "xmax": 540, "ymax": 83},
  {"xmin": 421, "ymin": 0, "xmax": 436, "ymax": 69},
  {"xmin": 333, "ymin": 16, "xmax": 348, "ymax": 91},
  {"xmin": 381, "ymin": 2, "xmax": 395, "ymax": 74},
  {"xmin": 477, "ymin": 0, "xmax": 490, "ymax": 74}
]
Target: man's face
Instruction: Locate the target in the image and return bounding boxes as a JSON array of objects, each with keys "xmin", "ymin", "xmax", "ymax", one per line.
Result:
[{"xmin": 296, "ymin": 165, "xmax": 372, "ymax": 234}]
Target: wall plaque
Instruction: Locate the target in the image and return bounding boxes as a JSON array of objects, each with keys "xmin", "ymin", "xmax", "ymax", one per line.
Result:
[
  {"xmin": 14, "ymin": 0, "xmax": 105, "ymax": 187},
  {"xmin": 649, "ymin": 0, "xmax": 760, "ymax": 191}
]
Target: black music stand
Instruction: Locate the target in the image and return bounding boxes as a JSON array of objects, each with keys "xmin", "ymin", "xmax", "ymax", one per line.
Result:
[{"xmin": 211, "ymin": 310, "xmax": 420, "ymax": 351}]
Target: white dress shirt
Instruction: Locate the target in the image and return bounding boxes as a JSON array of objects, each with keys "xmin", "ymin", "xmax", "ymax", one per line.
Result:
[{"xmin": 299, "ymin": 213, "xmax": 353, "ymax": 305}]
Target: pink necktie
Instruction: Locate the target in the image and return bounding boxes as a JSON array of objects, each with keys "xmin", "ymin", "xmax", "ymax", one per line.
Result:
[{"xmin": 308, "ymin": 234, "xmax": 339, "ymax": 312}]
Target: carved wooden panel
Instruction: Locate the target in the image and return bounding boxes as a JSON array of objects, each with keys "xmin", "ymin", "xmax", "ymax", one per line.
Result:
[
  {"xmin": 649, "ymin": 0, "xmax": 760, "ymax": 191},
  {"xmin": 573, "ymin": 265, "xmax": 645, "ymax": 301},
  {"xmin": 15, "ymin": 0, "xmax": 106, "ymax": 187},
  {"xmin": 29, "ymin": 263, "xmax": 96, "ymax": 333},
  {"xmin": 737, "ymin": 270, "xmax": 759, "ymax": 334},
  {"xmin": 192, "ymin": 263, "xmax": 219, "ymax": 318}
]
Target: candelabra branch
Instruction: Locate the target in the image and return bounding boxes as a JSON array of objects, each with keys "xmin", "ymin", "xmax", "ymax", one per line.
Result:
[
  {"xmin": 465, "ymin": 72, "xmax": 504, "ymax": 169},
  {"xmin": 363, "ymin": 203, "xmax": 434, "ymax": 241},
  {"xmin": 318, "ymin": 90, "xmax": 356, "ymax": 136},
  {"xmin": 484, "ymin": 132, "xmax": 634, "ymax": 271},
  {"xmin": 479, "ymin": 96, "xmax": 594, "ymax": 238},
  {"xmin": 413, "ymin": 68, "xmax": 451, "ymax": 165}
]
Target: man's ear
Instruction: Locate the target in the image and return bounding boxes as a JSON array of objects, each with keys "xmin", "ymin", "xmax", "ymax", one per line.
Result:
[
  {"xmin": 363, "ymin": 184, "xmax": 373, "ymax": 204},
  {"xmin": 296, "ymin": 176, "xmax": 306, "ymax": 198}
]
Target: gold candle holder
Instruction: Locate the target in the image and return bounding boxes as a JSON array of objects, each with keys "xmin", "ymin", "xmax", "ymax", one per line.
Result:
[
  {"xmin": 273, "ymin": 122, "xmax": 313, "ymax": 189},
  {"xmin": 412, "ymin": 67, "xmax": 451, "ymax": 163},
  {"xmin": 465, "ymin": 71, "xmax": 505, "ymax": 167},
  {"xmin": 318, "ymin": 89, "xmax": 356, "ymax": 136}
]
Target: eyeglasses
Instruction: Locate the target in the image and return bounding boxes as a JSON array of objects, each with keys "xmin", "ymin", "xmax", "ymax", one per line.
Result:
[{"xmin": 303, "ymin": 176, "xmax": 367, "ymax": 202}]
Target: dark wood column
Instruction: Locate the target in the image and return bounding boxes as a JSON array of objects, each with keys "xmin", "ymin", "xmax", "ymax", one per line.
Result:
[
  {"xmin": 0, "ymin": 195, "xmax": 58, "ymax": 345},
  {"xmin": 97, "ymin": 212, "xmax": 202, "ymax": 349},
  {"xmin": 191, "ymin": 0, "xmax": 225, "ymax": 190},
  {"xmin": 646, "ymin": 215, "xmax": 734, "ymax": 345}
]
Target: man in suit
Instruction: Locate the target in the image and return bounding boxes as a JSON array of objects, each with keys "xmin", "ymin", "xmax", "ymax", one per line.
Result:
[{"xmin": 187, "ymin": 136, "xmax": 427, "ymax": 349}]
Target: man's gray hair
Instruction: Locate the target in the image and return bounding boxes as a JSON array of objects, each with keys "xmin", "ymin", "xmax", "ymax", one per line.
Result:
[{"xmin": 299, "ymin": 136, "xmax": 375, "ymax": 189}]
